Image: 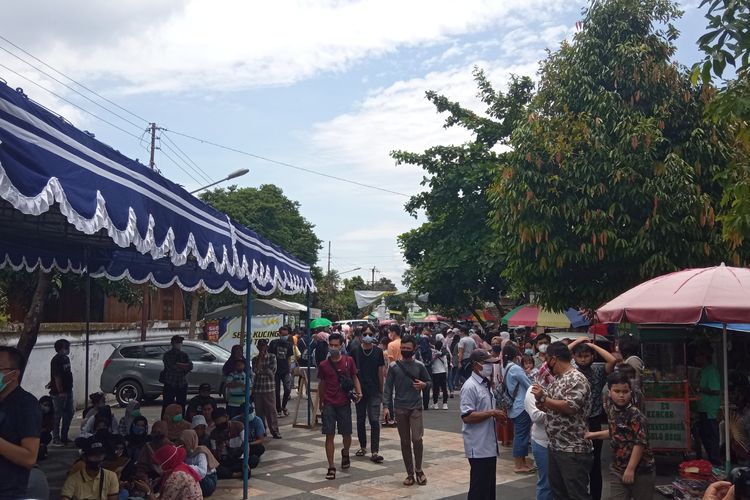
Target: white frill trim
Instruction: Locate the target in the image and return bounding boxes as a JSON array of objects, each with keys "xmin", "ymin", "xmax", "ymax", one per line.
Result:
[{"xmin": 0, "ymin": 164, "xmax": 316, "ymax": 295}]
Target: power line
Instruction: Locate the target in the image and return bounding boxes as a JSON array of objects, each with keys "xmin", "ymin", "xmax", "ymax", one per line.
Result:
[
  {"xmin": 164, "ymin": 128, "xmax": 411, "ymax": 198},
  {"xmin": 158, "ymin": 134, "xmax": 213, "ymax": 185},
  {"xmin": 0, "ymin": 34, "xmax": 150, "ymax": 125},
  {"xmin": 161, "ymin": 131, "xmax": 214, "ymax": 183},
  {"xmin": 0, "ymin": 62, "xmax": 143, "ymax": 141},
  {"xmin": 158, "ymin": 148, "xmax": 203, "ymax": 186}
]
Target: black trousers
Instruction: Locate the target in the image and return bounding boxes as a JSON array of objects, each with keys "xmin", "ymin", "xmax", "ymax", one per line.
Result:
[
  {"xmin": 698, "ymin": 412, "xmax": 721, "ymax": 465},
  {"xmin": 468, "ymin": 457, "xmax": 497, "ymax": 500},
  {"xmin": 275, "ymin": 372, "xmax": 292, "ymax": 412},
  {"xmin": 432, "ymin": 372, "xmax": 448, "ymax": 404},
  {"xmin": 162, "ymin": 384, "xmax": 187, "ymax": 417},
  {"xmin": 422, "ymin": 369, "xmax": 432, "ymax": 409},
  {"xmin": 589, "ymin": 415, "xmax": 603, "ymax": 500}
]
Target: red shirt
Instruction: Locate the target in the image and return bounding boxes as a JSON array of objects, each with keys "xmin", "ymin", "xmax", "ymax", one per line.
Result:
[{"xmin": 318, "ymin": 355, "xmax": 356, "ymax": 406}]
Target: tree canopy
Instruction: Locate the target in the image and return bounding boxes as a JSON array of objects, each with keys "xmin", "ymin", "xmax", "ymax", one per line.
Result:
[{"xmin": 491, "ymin": 0, "xmax": 749, "ymax": 310}]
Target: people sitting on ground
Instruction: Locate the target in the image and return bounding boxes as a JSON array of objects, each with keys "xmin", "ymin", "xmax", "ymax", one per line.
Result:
[
  {"xmin": 225, "ymin": 358, "xmax": 247, "ymax": 420},
  {"xmin": 138, "ymin": 421, "xmax": 171, "ymax": 477},
  {"xmin": 126, "ymin": 416, "xmax": 149, "ymax": 461},
  {"xmin": 61, "ymin": 437, "xmax": 119, "ymax": 500},
  {"xmin": 209, "ymin": 408, "xmax": 263, "ymax": 479},
  {"xmin": 186, "ymin": 384, "xmax": 217, "ymax": 422},
  {"xmin": 163, "ymin": 403, "xmax": 190, "ymax": 442},
  {"xmin": 119, "ymin": 401, "xmax": 142, "ymax": 436},
  {"xmin": 201, "ymin": 402, "xmax": 217, "ymax": 432},
  {"xmin": 38, "ymin": 395, "xmax": 54, "ymax": 461},
  {"xmin": 80, "ymin": 406, "xmax": 119, "ymax": 438},
  {"xmin": 191, "ymin": 415, "xmax": 211, "ymax": 448},
  {"xmin": 119, "ymin": 462, "xmax": 155, "ymax": 500},
  {"xmin": 102, "ymin": 435, "xmax": 130, "ymax": 479},
  {"xmin": 153, "ymin": 443, "xmax": 204, "ymax": 500},
  {"xmin": 82, "ymin": 392, "xmax": 107, "ymax": 423},
  {"xmin": 181, "ymin": 429, "xmax": 219, "ymax": 497}
]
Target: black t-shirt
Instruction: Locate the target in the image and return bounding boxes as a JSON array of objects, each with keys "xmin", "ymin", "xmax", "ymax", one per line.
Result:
[
  {"xmin": 186, "ymin": 395, "xmax": 216, "ymax": 414},
  {"xmin": 313, "ymin": 341, "xmax": 329, "ymax": 367},
  {"xmin": 0, "ymin": 386, "xmax": 42, "ymax": 498},
  {"xmin": 352, "ymin": 346, "xmax": 385, "ymax": 397},
  {"xmin": 269, "ymin": 338, "xmax": 291, "ymax": 375},
  {"xmin": 50, "ymin": 353, "xmax": 73, "ymax": 395}
]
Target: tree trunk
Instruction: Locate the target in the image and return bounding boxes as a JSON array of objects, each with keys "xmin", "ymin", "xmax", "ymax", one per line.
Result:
[
  {"xmin": 470, "ymin": 309, "xmax": 487, "ymax": 331},
  {"xmin": 188, "ymin": 290, "xmax": 200, "ymax": 340},
  {"xmin": 16, "ymin": 269, "xmax": 52, "ymax": 361}
]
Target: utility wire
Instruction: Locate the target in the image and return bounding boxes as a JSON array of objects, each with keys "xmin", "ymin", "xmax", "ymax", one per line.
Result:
[
  {"xmin": 161, "ymin": 131, "xmax": 214, "ymax": 183},
  {"xmin": 158, "ymin": 135, "xmax": 213, "ymax": 185},
  {"xmin": 0, "ymin": 34, "xmax": 150, "ymax": 125},
  {"xmin": 158, "ymin": 148, "xmax": 203, "ymax": 185},
  {"xmin": 164, "ymin": 128, "xmax": 411, "ymax": 198}
]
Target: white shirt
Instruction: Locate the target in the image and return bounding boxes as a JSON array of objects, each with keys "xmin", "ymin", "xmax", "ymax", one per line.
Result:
[
  {"xmin": 460, "ymin": 372, "xmax": 499, "ymax": 459},
  {"xmin": 524, "ymin": 385, "xmax": 549, "ymax": 448}
]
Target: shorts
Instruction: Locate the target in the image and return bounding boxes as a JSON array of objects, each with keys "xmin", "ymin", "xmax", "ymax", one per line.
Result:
[{"xmin": 321, "ymin": 404, "xmax": 353, "ymax": 436}]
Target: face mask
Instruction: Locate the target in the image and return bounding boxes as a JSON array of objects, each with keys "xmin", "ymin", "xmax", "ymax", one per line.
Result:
[
  {"xmin": 492, "ymin": 345, "xmax": 502, "ymax": 353},
  {"xmin": 131, "ymin": 409, "xmax": 141, "ymax": 418},
  {"xmin": 86, "ymin": 457, "xmax": 105, "ymax": 468},
  {"xmin": 328, "ymin": 347, "xmax": 341, "ymax": 356},
  {"xmin": 538, "ymin": 344, "xmax": 548, "ymax": 354},
  {"xmin": 401, "ymin": 350, "xmax": 414, "ymax": 359},
  {"xmin": 172, "ymin": 414, "xmax": 183, "ymax": 423},
  {"xmin": 0, "ymin": 371, "xmax": 11, "ymax": 393},
  {"xmin": 281, "ymin": 334, "xmax": 289, "ymax": 340},
  {"xmin": 480, "ymin": 364, "xmax": 494, "ymax": 378},
  {"xmin": 524, "ymin": 349, "xmax": 534, "ymax": 356},
  {"xmin": 132, "ymin": 427, "xmax": 146, "ymax": 435},
  {"xmin": 114, "ymin": 448, "xmax": 124, "ymax": 457}
]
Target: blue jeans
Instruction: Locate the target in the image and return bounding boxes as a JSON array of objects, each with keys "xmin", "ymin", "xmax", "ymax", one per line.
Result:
[
  {"xmin": 531, "ymin": 440, "xmax": 553, "ymax": 500},
  {"xmin": 511, "ymin": 410, "xmax": 531, "ymax": 458},
  {"xmin": 448, "ymin": 366, "xmax": 459, "ymax": 391}
]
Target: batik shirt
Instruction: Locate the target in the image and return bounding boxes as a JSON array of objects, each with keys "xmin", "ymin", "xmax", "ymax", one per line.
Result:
[
  {"xmin": 577, "ymin": 362, "xmax": 607, "ymax": 418},
  {"xmin": 604, "ymin": 395, "xmax": 654, "ymax": 473},
  {"xmin": 545, "ymin": 368, "xmax": 592, "ymax": 453}
]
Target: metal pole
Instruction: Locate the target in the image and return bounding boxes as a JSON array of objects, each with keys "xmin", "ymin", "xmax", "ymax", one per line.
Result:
[
  {"xmin": 722, "ymin": 323, "xmax": 731, "ymax": 473},
  {"xmin": 84, "ymin": 269, "xmax": 91, "ymax": 401},
  {"xmin": 242, "ymin": 291, "xmax": 253, "ymax": 499},
  {"xmin": 306, "ymin": 290, "xmax": 312, "ymax": 428}
]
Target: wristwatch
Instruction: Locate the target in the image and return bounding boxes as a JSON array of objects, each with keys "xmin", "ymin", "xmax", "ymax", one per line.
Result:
[{"xmin": 539, "ymin": 395, "xmax": 547, "ymax": 404}]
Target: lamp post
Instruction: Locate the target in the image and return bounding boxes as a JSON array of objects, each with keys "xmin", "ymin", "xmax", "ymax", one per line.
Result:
[
  {"xmin": 339, "ymin": 267, "xmax": 362, "ymax": 275},
  {"xmin": 189, "ymin": 168, "xmax": 250, "ymax": 194}
]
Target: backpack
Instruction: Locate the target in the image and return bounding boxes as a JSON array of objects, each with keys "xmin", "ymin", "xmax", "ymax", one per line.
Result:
[
  {"xmin": 494, "ymin": 364, "xmax": 519, "ymax": 412},
  {"xmin": 417, "ymin": 338, "xmax": 433, "ymax": 368}
]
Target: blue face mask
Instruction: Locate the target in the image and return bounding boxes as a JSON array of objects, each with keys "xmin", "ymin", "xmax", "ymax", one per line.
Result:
[
  {"xmin": 132, "ymin": 427, "xmax": 146, "ymax": 435},
  {"xmin": 524, "ymin": 349, "xmax": 534, "ymax": 356}
]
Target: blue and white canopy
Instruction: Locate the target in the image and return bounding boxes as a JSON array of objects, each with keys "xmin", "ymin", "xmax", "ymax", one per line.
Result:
[{"xmin": 0, "ymin": 83, "xmax": 315, "ymax": 295}]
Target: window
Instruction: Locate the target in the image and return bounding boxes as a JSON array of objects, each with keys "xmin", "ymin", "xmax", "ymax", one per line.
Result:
[
  {"xmin": 119, "ymin": 346, "xmax": 141, "ymax": 358},
  {"xmin": 183, "ymin": 345, "xmax": 212, "ymax": 362},
  {"xmin": 142, "ymin": 345, "xmax": 167, "ymax": 359}
]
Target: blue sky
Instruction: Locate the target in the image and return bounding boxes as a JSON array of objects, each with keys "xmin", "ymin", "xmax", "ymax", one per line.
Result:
[{"xmin": 0, "ymin": 0, "xmax": 708, "ymax": 288}]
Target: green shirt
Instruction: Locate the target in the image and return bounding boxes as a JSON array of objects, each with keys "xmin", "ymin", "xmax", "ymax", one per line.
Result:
[{"xmin": 697, "ymin": 364, "xmax": 721, "ymax": 418}]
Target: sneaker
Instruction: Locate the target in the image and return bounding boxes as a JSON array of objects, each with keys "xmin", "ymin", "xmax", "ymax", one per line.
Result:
[
  {"xmin": 431, "ymin": 403, "xmax": 438, "ymax": 410},
  {"xmin": 51, "ymin": 438, "xmax": 63, "ymax": 447},
  {"xmin": 442, "ymin": 403, "xmax": 449, "ymax": 410}
]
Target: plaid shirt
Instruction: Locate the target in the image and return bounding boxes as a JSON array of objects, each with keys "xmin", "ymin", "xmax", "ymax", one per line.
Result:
[
  {"xmin": 162, "ymin": 348, "xmax": 192, "ymax": 387},
  {"xmin": 252, "ymin": 353, "xmax": 276, "ymax": 393}
]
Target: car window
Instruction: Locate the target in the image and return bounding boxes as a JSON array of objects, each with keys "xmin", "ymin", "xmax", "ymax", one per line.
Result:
[
  {"xmin": 142, "ymin": 345, "xmax": 166, "ymax": 359},
  {"xmin": 119, "ymin": 346, "xmax": 141, "ymax": 358},
  {"xmin": 183, "ymin": 345, "xmax": 211, "ymax": 361}
]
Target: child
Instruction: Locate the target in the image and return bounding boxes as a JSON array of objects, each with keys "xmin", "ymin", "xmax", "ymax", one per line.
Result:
[
  {"xmin": 521, "ymin": 354, "xmax": 538, "ymax": 381},
  {"xmin": 585, "ymin": 371, "xmax": 655, "ymax": 500},
  {"xmin": 225, "ymin": 358, "xmax": 247, "ymax": 419}
]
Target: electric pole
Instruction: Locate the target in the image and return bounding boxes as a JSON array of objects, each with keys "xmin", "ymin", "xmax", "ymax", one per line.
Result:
[
  {"xmin": 327, "ymin": 241, "xmax": 331, "ymax": 276},
  {"xmin": 148, "ymin": 122, "xmax": 157, "ymax": 170},
  {"xmin": 371, "ymin": 266, "xmax": 378, "ymax": 288}
]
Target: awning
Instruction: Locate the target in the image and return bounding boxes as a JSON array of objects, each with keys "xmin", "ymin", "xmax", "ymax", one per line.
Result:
[
  {"xmin": 0, "ymin": 83, "xmax": 315, "ymax": 295},
  {"xmin": 203, "ymin": 298, "xmax": 308, "ymax": 320}
]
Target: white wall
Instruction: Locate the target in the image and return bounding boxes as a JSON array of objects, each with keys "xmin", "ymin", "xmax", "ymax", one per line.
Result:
[{"xmin": 0, "ymin": 322, "xmax": 189, "ymax": 407}]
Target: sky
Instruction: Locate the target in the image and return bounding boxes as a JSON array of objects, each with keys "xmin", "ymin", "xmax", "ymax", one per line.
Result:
[{"xmin": 0, "ymin": 0, "xmax": 709, "ymax": 289}]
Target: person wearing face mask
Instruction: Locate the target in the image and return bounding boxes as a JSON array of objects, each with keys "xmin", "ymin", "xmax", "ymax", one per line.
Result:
[
  {"xmin": 531, "ymin": 341, "xmax": 593, "ymax": 500},
  {"xmin": 501, "ymin": 343, "xmax": 534, "ymax": 473},
  {"xmin": 50, "ymin": 338, "xmax": 74, "ymax": 447},
  {"xmin": 209, "ymin": 408, "xmax": 258, "ymax": 479},
  {"xmin": 61, "ymin": 437, "xmax": 119, "ymax": 500},
  {"xmin": 252, "ymin": 339, "xmax": 280, "ymax": 439},
  {"xmin": 161, "ymin": 335, "xmax": 193, "ymax": 419},
  {"xmin": 534, "ymin": 334, "xmax": 551, "ymax": 368},
  {"xmin": 163, "ymin": 404, "xmax": 190, "ymax": 442},
  {"xmin": 127, "ymin": 416, "xmax": 149, "ymax": 461},
  {"xmin": 118, "ymin": 401, "xmax": 141, "ymax": 436},
  {"xmin": 0, "ymin": 346, "xmax": 42, "ymax": 498},
  {"xmin": 568, "ymin": 338, "xmax": 617, "ymax": 500},
  {"xmin": 383, "ymin": 335, "xmax": 431, "ymax": 487},
  {"xmin": 269, "ymin": 326, "xmax": 294, "ymax": 417},
  {"xmin": 460, "ymin": 349, "xmax": 505, "ymax": 499},
  {"xmin": 351, "ymin": 334, "xmax": 386, "ymax": 463}
]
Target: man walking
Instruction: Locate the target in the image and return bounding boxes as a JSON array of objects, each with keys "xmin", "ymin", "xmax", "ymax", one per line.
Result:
[
  {"xmin": 386, "ymin": 324, "xmax": 402, "ymax": 363},
  {"xmin": 318, "ymin": 333, "xmax": 362, "ymax": 480},
  {"xmin": 461, "ymin": 350, "xmax": 504, "ymax": 499},
  {"xmin": 269, "ymin": 326, "xmax": 293, "ymax": 417},
  {"xmin": 383, "ymin": 335, "xmax": 431, "ymax": 486},
  {"xmin": 531, "ymin": 341, "xmax": 593, "ymax": 500},
  {"xmin": 50, "ymin": 338, "xmax": 74, "ymax": 446},
  {"xmin": 252, "ymin": 339, "xmax": 281, "ymax": 439},
  {"xmin": 352, "ymin": 333, "xmax": 386, "ymax": 463},
  {"xmin": 161, "ymin": 335, "xmax": 193, "ymax": 417}
]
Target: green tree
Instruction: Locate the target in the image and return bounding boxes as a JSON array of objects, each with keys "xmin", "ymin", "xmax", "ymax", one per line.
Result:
[
  {"xmin": 491, "ymin": 0, "xmax": 748, "ymax": 310},
  {"xmin": 393, "ymin": 70, "xmax": 533, "ymax": 320}
]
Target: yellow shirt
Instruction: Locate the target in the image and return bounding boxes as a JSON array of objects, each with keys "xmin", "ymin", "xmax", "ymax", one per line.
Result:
[
  {"xmin": 387, "ymin": 338, "xmax": 402, "ymax": 363},
  {"xmin": 61, "ymin": 468, "xmax": 119, "ymax": 500}
]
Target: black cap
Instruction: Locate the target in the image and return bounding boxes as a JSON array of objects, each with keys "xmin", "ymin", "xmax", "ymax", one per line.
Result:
[
  {"xmin": 469, "ymin": 350, "xmax": 500, "ymax": 364},
  {"xmin": 199, "ymin": 383, "xmax": 211, "ymax": 391},
  {"xmin": 80, "ymin": 437, "xmax": 107, "ymax": 455},
  {"xmin": 170, "ymin": 335, "xmax": 184, "ymax": 344}
]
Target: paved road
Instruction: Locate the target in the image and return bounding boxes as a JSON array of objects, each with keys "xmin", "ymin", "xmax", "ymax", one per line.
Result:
[{"xmin": 38, "ymin": 391, "xmax": 674, "ymax": 499}]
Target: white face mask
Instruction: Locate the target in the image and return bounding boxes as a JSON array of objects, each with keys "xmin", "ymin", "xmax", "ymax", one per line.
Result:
[
  {"xmin": 480, "ymin": 364, "xmax": 494, "ymax": 378},
  {"xmin": 538, "ymin": 343, "xmax": 548, "ymax": 354}
]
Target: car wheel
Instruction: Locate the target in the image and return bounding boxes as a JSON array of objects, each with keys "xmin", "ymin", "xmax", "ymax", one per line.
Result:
[{"xmin": 115, "ymin": 379, "xmax": 143, "ymax": 406}]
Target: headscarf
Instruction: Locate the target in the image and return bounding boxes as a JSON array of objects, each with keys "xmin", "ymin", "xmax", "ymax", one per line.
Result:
[
  {"xmin": 163, "ymin": 404, "xmax": 190, "ymax": 441},
  {"xmin": 128, "ymin": 416, "xmax": 149, "ymax": 448},
  {"xmin": 223, "ymin": 345, "xmax": 246, "ymax": 376},
  {"xmin": 153, "ymin": 444, "xmax": 202, "ymax": 487},
  {"xmin": 180, "ymin": 429, "xmax": 219, "ymax": 471}
]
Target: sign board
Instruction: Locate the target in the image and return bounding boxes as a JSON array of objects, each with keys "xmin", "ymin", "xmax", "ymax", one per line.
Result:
[
  {"xmin": 645, "ymin": 400, "xmax": 688, "ymax": 449},
  {"xmin": 217, "ymin": 314, "xmax": 285, "ymax": 357},
  {"xmin": 205, "ymin": 320, "xmax": 220, "ymax": 342},
  {"xmin": 309, "ymin": 308, "xmax": 322, "ymax": 320}
]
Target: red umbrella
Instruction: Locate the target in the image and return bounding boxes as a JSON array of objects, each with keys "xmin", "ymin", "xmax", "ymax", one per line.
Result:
[{"xmin": 596, "ymin": 263, "xmax": 750, "ymax": 472}]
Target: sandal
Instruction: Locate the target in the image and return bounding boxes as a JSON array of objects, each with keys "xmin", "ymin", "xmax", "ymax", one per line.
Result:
[
  {"xmin": 341, "ymin": 450, "xmax": 351, "ymax": 470},
  {"xmin": 326, "ymin": 467, "xmax": 336, "ymax": 480},
  {"xmin": 416, "ymin": 470, "xmax": 427, "ymax": 485},
  {"xmin": 355, "ymin": 448, "xmax": 367, "ymax": 457},
  {"xmin": 370, "ymin": 453, "xmax": 384, "ymax": 463},
  {"xmin": 403, "ymin": 476, "xmax": 415, "ymax": 486}
]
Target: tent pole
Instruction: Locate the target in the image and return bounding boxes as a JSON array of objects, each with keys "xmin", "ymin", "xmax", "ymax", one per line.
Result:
[
  {"xmin": 84, "ymin": 264, "xmax": 91, "ymax": 401},
  {"xmin": 243, "ymin": 291, "xmax": 253, "ymax": 499},
  {"xmin": 722, "ymin": 323, "xmax": 731, "ymax": 474},
  {"xmin": 306, "ymin": 290, "xmax": 312, "ymax": 428}
]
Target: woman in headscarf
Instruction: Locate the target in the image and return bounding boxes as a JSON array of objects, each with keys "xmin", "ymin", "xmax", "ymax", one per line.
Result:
[
  {"xmin": 80, "ymin": 405, "xmax": 118, "ymax": 438},
  {"xmin": 138, "ymin": 420, "xmax": 171, "ymax": 476},
  {"xmin": 127, "ymin": 415, "xmax": 149, "ymax": 461},
  {"xmin": 163, "ymin": 403, "xmax": 190, "ymax": 442},
  {"xmin": 222, "ymin": 345, "xmax": 245, "ymax": 377},
  {"xmin": 181, "ymin": 429, "xmax": 219, "ymax": 497},
  {"xmin": 153, "ymin": 443, "xmax": 203, "ymax": 500},
  {"xmin": 119, "ymin": 401, "xmax": 141, "ymax": 436}
]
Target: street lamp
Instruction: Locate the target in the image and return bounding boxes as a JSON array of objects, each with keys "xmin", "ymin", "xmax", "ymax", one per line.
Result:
[
  {"xmin": 339, "ymin": 267, "xmax": 361, "ymax": 275},
  {"xmin": 189, "ymin": 168, "xmax": 250, "ymax": 194}
]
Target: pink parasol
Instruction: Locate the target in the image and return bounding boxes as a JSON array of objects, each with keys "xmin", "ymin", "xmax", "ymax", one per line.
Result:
[{"xmin": 596, "ymin": 263, "xmax": 750, "ymax": 472}]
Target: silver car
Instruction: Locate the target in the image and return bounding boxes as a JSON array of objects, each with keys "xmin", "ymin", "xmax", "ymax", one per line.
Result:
[{"xmin": 100, "ymin": 340, "xmax": 231, "ymax": 406}]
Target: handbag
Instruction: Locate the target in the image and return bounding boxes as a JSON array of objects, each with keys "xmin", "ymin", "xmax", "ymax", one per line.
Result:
[{"xmin": 494, "ymin": 365, "xmax": 519, "ymax": 411}]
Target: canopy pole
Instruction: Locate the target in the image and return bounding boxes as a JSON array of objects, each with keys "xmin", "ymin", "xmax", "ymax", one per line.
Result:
[
  {"xmin": 722, "ymin": 323, "xmax": 731, "ymax": 474},
  {"xmin": 242, "ymin": 291, "xmax": 253, "ymax": 499},
  {"xmin": 306, "ymin": 290, "xmax": 312, "ymax": 428},
  {"xmin": 84, "ymin": 261, "xmax": 91, "ymax": 401}
]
